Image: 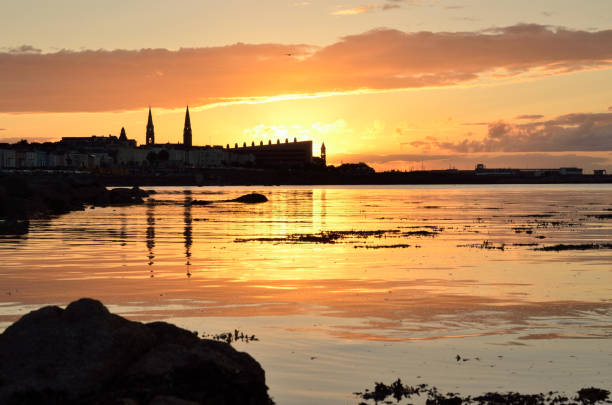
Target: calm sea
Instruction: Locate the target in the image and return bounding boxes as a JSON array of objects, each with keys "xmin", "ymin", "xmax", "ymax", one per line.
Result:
[{"xmin": 1, "ymin": 185, "xmax": 612, "ymax": 404}]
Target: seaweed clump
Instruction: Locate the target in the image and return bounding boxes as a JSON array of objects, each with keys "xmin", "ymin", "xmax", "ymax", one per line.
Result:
[
  {"xmin": 354, "ymin": 379, "xmax": 610, "ymax": 404},
  {"xmin": 535, "ymin": 243, "xmax": 612, "ymax": 251},
  {"xmin": 235, "ymin": 229, "xmax": 401, "ymax": 244}
]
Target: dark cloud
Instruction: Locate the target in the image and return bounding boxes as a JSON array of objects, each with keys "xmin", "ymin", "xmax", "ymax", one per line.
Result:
[
  {"xmin": 1, "ymin": 24, "xmax": 612, "ymax": 112},
  {"xmin": 515, "ymin": 114, "xmax": 544, "ymax": 120},
  {"xmin": 416, "ymin": 112, "xmax": 612, "ymax": 153},
  {"xmin": 2, "ymin": 45, "xmax": 42, "ymax": 54},
  {"xmin": 382, "ymin": 4, "xmax": 401, "ymax": 10}
]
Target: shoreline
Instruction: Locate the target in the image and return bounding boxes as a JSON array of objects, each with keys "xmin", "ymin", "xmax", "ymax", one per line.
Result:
[{"xmin": 3, "ymin": 169, "xmax": 610, "ymax": 187}]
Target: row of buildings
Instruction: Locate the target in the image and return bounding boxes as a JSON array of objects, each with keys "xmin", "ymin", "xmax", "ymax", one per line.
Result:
[
  {"xmin": 0, "ymin": 107, "xmax": 326, "ymax": 170},
  {"xmin": 474, "ymin": 163, "xmax": 609, "ymax": 176}
]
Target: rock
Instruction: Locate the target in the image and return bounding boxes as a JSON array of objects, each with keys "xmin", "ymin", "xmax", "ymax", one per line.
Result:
[
  {"xmin": 190, "ymin": 193, "xmax": 268, "ymax": 206},
  {"xmin": 0, "ymin": 219, "xmax": 29, "ymax": 235},
  {"xmin": 0, "ymin": 298, "xmax": 273, "ymax": 405},
  {"xmin": 230, "ymin": 193, "xmax": 268, "ymax": 204},
  {"xmin": 105, "ymin": 188, "xmax": 145, "ymax": 205},
  {"xmin": 190, "ymin": 200, "xmax": 213, "ymax": 206}
]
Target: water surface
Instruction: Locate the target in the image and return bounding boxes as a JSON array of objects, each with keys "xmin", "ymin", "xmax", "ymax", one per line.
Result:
[{"xmin": 1, "ymin": 185, "xmax": 611, "ymax": 404}]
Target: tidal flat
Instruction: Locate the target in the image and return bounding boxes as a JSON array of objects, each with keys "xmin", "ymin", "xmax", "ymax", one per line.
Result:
[{"xmin": 1, "ymin": 185, "xmax": 611, "ymax": 404}]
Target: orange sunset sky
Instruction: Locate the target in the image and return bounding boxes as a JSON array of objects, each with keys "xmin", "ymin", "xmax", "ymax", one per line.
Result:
[{"xmin": 1, "ymin": 0, "xmax": 612, "ymax": 171}]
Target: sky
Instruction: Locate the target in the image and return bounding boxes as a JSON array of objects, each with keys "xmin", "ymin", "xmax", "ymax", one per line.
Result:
[{"xmin": 1, "ymin": 0, "xmax": 612, "ymax": 171}]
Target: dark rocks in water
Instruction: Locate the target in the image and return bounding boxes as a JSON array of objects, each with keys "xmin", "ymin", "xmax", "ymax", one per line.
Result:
[
  {"xmin": 0, "ymin": 219, "xmax": 29, "ymax": 235},
  {"xmin": 191, "ymin": 193, "xmax": 268, "ymax": 206},
  {"xmin": 229, "ymin": 193, "xmax": 268, "ymax": 204},
  {"xmin": 190, "ymin": 200, "xmax": 214, "ymax": 206},
  {"xmin": 102, "ymin": 186, "xmax": 150, "ymax": 206},
  {"xmin": 0, "ymin": 176, "xmax": 152, "ymax": 230},
  {"xmin": 0, "ymin": 298, "xmax": 273, "ymax": 405}
]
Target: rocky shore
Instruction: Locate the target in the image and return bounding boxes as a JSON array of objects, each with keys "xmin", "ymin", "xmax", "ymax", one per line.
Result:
[
  {"xmin": 0, "ymin": 174, "xmax": 152, "ymax": 235},
  {"xmin": 0, "ymin": 298, "xmax": 273, "ymax": 405}
]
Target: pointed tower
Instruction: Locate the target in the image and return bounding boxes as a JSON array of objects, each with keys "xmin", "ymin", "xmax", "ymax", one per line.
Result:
[
  {"xmin": 321, "ymin": 142, "xmax": 326, "ymax": 165},
  {"xmin": 119, "ymin": 127, "xmax": 127, "ymax": 142},
  {"xmin": 183, "ymin": 106, "xmax": 192, "ymax": 149},
  {"xmin": 146, "ymin": 107, "xmax": 155, "ymax": 146}
]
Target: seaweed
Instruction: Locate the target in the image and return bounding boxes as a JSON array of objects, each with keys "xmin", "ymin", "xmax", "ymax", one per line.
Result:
[
  {"xmin": 354, "ymin": 379, "xmax": 610, "ymax": 404},
  {"xmin": 457, "ymin": 241, "xmax": 505, "ymax": 250},
  {"xmin": 235, "ymin": 229, "xmax": 401, "ymax": 244},
  {"xmin": 535, "ymin": 243, "xmax": 612, "ymax": 251},
  {"xmin": 201, "ymin": 329, "xmax": 259, "ymax": 344},
  {"xmin": 354, "ymin": 244, "xmax": 412, "ymax": 249}
]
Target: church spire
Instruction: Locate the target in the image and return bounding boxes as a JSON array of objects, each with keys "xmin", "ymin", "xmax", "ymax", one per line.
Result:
[
  {"xmin": 183, "ymin": 106, "xmax": 192, "ymax": 148},
  {"xmin": 146, "ymin": 107, "xmax": 155, "ymax": 146},
  {"xmin": 321, "ymin": 142, "xmax": 326, "ymax": 165}
]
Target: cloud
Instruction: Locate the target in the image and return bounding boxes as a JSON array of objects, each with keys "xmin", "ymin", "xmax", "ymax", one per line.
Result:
[
  {"xmin": 414, "ymin": 112, "xmax": 612, "ymax": 153},
  {"xmin": 331, "ymin": 5, "xmax": 375, "ymax": 15},
  {"xmin": 1, "ymin": 45, "xmax": 42, "ymax": 54},
  {"xmin": 0, "ymin": 128, "xmax": 6, "ymax": 131},
  {"xmin": 332, "ymin": 0, "xmax": 404, "ymax": 14},
  {"xmin": 515, "ymin": 114, "xmax": 544, "ymax": 120},
  {"xmin": 608, "ymin": 106, "xmax": 612, "ymax": 111},
  {"xmin": 2, "ymin": 24, "xmax": 612, "ymax": 113},
  {"xmin": 242, "ymin": 120, "xmax": 351, "ymax": 141},
  {"xmin": 332, "ymin": 5, "xmax": 382, "ymax": 15}
]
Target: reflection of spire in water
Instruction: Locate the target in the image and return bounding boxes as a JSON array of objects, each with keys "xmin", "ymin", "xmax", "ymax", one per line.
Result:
[
  {"xmin": 119, "ymin": 207, "xmax": 127, "ymax": 269},
  {"xmin": 119, "ymin": 207, "xmax": 127, "ymax": 246},
  {"xmin": 146, "ymin": 199, "xmax": 156, "ymax": 274},
  {"xmin": 184, "ymin": 190, "xmax": 193, "ymax": 277},
  {"xmin": 320, "ymin": 189, "xmax": 327, "ymax": 227}
]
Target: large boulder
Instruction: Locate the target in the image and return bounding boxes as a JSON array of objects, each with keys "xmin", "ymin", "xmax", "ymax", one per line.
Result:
[{"xmin": 0, "ymin": 298, "xmax": 273, "ymax": 405}]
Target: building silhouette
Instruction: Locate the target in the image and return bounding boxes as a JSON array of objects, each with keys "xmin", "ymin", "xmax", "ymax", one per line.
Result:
[
  {"xmin": 119, "ymin": 127, "xmax": 128, "ymax": 142},
  {"xmin": 0, "ymin": 106, "xmax": 328, "ymax": 170}
]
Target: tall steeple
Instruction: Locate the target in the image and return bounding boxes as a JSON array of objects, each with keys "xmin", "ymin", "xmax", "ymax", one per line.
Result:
[
  {"xmin": 321, "ymin": 142, "xmax": 326, "ymax": 165},
  {"xmin": 183, "ymin": 106, "xmax": 192, "ymax": 148},
  {"xmin": 146, "ymin": 107, "xmax": 155, "ymax": 146}
]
